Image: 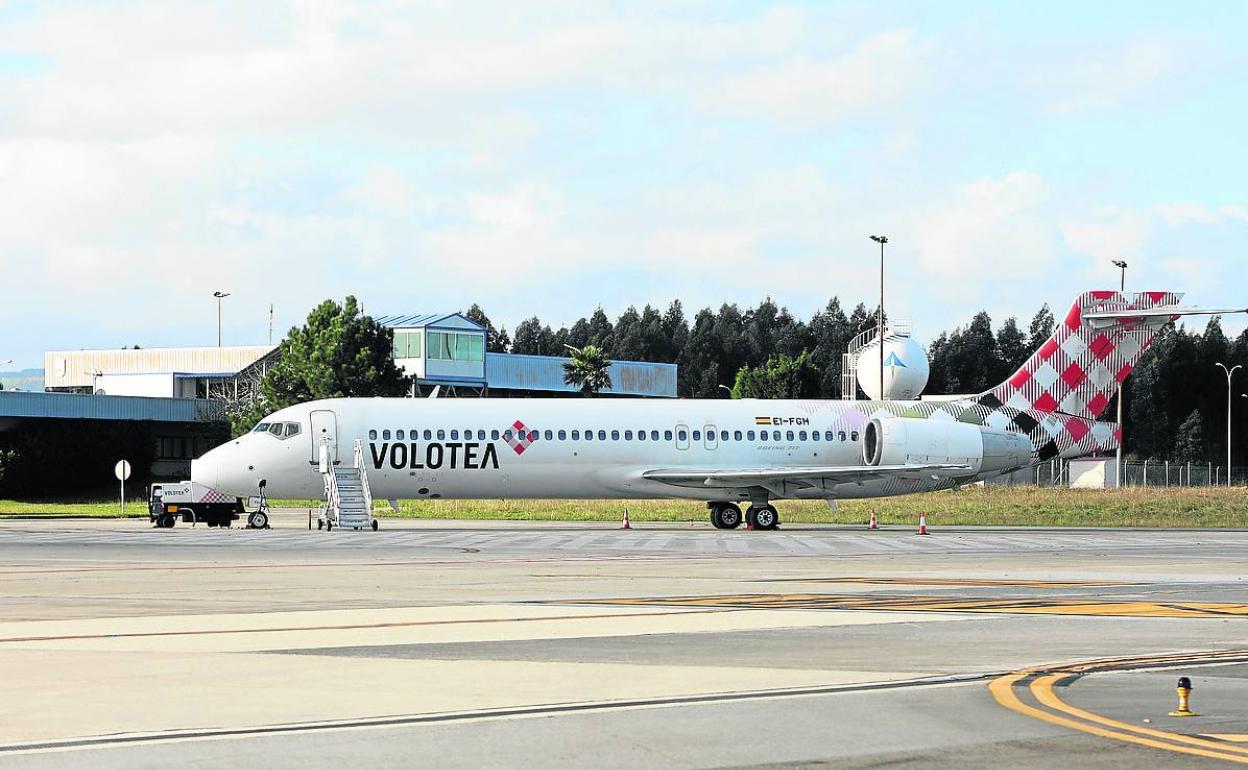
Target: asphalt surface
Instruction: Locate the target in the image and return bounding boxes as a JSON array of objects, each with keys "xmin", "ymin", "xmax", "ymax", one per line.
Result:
[{"xmin": 1, "ymin": 511, "xmax": 1247, "ymax": 769}]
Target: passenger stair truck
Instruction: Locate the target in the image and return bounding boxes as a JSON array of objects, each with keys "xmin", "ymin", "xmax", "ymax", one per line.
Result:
[{"xmin": 318, "ymin": 438, "xmax": 377, "ymax": 531}]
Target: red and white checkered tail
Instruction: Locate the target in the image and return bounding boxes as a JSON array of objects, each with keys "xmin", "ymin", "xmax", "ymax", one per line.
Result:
[{"xmin": 980, "ymin": 291, "xmax": 1183, "ymax": 420}]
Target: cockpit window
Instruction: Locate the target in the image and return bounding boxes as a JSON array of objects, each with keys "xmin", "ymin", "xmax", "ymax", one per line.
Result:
[
  {"xmin": 268, "ymin": 423, "xmax": 284, "ymax": 436},
  {"xmin": 253, "ymin": 423, "xmax": 270, "ymax": 433},
  {"xmin": 284, "ymin": 422, "xmax": 301, "ymax": 438}
]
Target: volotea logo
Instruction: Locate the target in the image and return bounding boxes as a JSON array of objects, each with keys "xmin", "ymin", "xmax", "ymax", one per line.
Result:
[{"xmin": 507, "ymin": 420, "xmax": 533, "ymax": 455}]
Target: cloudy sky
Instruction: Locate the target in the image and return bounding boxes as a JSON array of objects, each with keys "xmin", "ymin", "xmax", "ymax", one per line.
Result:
[{"xmin": 2, "ymin": 1, "xmax": 1246, "ymax": 369}]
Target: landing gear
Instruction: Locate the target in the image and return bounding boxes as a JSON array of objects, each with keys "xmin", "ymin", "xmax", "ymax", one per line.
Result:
[
  {"xmin": 708, "ymin": 502, "xmax": 743, "ymax": 529},
  {"xmin": 247, "ymin": 510, "xmax": 269, "ymax": 529},
  {"xmin": 746, "ymin": 504, "xmax": 779, "ymax": 531}
]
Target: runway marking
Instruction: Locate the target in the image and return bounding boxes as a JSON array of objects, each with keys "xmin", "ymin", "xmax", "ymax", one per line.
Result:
[
  {"xmin": 0, "ymin": 608, "xmax": 730, "ymax": 645},
  {"xmin": 989, "ymin": 649, "xmax": 1248, "ymax": 764},
  {"xmin": 548, "ymin": 593, "xmax": 1248, "ymax": 618},
  {"xmin": 764, "ymin": 577, "xmax": 1132, "ymax": 588},
  {"xmin": 0, "ymin": 671, "xmax": 992, "ymax": 756}
]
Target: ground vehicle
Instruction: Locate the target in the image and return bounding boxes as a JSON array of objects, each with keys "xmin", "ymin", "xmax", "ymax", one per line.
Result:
[{"xmin": 148, "ymin": 481, "xmax": 249, "ymax": 528}]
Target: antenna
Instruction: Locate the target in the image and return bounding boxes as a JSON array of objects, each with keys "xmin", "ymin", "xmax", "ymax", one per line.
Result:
[{"xmin": 269, "ymin": 304, "xmax": 274, "ymax": 345}]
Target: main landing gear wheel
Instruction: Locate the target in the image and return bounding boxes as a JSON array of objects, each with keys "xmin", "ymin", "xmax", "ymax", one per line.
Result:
[
  {"xmin": 371, "ymin": 520, "xmax": 379, "ymax": 531},
  {"xmin": 247, "ymin": 510, "xmax": 269, "ymax": 529},
  {"xmin": 747, "ymin": 505, "xmax": 779, "ymax": 531},
  {"xmin": 718, "ymin": 503, "xmax": 742, "ymax": 529}
]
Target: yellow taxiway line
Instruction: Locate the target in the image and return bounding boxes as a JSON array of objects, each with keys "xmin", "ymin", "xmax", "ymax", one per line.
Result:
[{"xmin": 990, "ymin": 650, "xmax": 1248, "ymax": 764}]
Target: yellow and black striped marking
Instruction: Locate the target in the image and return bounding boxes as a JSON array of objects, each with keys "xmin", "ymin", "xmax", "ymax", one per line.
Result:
[
  {"xmin": 551, "ymin": 593, "xmax": 1248, "ymax": 618},
  {"xmin": 991, "ymin": 649, "xmax": 1248, "ymax": 764},
  {"xmin": 765, "ymin": 577, "xmax": 1130, "ymax": 588}
]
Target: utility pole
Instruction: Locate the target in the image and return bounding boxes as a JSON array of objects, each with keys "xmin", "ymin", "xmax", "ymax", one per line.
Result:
[
  {"xmin": 1215, "ymin": 363, "xmax": 1241, "ymax": 487},
  {"xmin": 269, "ymin": 304, "xmax": 274, "ymax": 345},
  {"xmin": 1112, "ymin": 260, "xmax": 1127, "ymax": 487},
  {"xmin": 870, "ymin": 235, "xmax": 888, "ymax": 401},
  {"xmin": 213, "ymin": 291, "xmax": 231, "ymax": 347}
]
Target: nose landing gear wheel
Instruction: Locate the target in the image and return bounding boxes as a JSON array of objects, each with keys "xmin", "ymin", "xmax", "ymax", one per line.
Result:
[{"xmin": 247, "ymin": 510, "xmax": 269, "ymax": 529}]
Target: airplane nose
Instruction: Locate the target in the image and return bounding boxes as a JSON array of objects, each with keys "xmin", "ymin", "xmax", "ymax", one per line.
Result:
[{"xmin": 190, "ymin": 452, "xmax": 219, "ymax": 490}]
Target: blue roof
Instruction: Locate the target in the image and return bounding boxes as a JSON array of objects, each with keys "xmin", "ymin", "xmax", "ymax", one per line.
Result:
[
  {"xmin": 0, "ymin": 391, "xmax": 222, "ymax": 423},
  {"xmin": 374, "ymin": 313, "xmax": 485, "ymax": 331}
]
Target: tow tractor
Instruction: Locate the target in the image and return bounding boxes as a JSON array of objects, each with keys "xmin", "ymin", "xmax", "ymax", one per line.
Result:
[{"xmin": 149, "ymin": 481, "xmax": 269, "ymax": 529}]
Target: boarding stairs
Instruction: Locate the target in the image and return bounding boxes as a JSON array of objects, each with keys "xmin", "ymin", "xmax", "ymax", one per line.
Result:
[{"xmin": 319, "ymin": 439, "xmax": 377, "ymax": 531}]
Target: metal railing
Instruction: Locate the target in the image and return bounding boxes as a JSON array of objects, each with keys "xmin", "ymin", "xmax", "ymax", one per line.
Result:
[
  {"xmin": 354, "ymin": 439, "xmax": 373, "ymax": 514},
  {"xmin": 321, "ymin": 441, "xmax": 340, "ymax": 518}
]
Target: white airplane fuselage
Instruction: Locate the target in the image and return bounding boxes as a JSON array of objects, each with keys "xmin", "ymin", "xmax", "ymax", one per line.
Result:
[{"xmin": 192, "ymin": 396, "xmax": 1020, "ymax": 503}]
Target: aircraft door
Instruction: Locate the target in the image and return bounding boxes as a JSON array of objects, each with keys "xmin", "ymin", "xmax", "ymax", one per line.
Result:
[
  {"xmin": 309, "ymin": 410, "xmax": 339, "ymax": 465},
  {"xmin": 675, "ymin": 423, "xmax": 690, "ymax": 451},
  {"xmin": 703, "ymin": 424, "xmax": 718, "ymax": 450}
]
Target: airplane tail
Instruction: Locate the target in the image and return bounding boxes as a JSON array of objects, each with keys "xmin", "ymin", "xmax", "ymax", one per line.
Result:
[{"xmin": 978, "ymin": 290, "xmax": 1183, "ymax": 420}]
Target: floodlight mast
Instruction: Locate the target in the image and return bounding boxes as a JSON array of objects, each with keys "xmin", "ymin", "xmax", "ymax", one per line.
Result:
[
  {"xmin": 870, "ymin": 235, "xmax": 888, "ymax": 400},
  {"xmin": 1112, "ymin": 260, "xmax": 1127, "ymax": 487}
]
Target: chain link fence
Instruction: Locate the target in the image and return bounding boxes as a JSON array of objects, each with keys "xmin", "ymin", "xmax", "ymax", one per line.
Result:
[{"xmin": 1027, "ymin": 460, "xmax": 1248, "ymax": 487}]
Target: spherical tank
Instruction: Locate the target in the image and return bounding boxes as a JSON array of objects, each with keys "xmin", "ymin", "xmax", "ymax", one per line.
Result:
[{"xmin": 855, "ymin": 333, "xmax": 930, "ymax": 400}]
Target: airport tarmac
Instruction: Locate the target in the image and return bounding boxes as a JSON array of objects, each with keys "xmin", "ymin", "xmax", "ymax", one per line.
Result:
[{"xmin": 1, "ymin": 512, "xmax": 1247, "ymax": 768}]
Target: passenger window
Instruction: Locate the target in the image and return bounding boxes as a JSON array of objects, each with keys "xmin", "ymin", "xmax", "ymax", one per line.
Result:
[
  {"xmin": 585, "ymin": 430, "xmax": 593, "ymax": 441},
  {"xmin": 491, "ymin": 430, "xmax": 500, "ymax": 440},
  {"xmin": 424, "ymin": 429, "xmax": 433, "ymax": 440},
  {"xmin": 368, "ymin": 429, "xmax": 376, "ymax": 440},
  {"xmin": 545, "ymin": 430, "xmax": 553, "ymax": 440},
  {"xmin": 396, "ymin": 430, "xmax": 405, "ymax": 441},
  {"xmin": 572, "ymin": 430, "xmax": 580, "ymax": 440},
  {"xmin": 839, "ymin": 431, "xmax": 847, "ymax": 442},
  {"xmin": 611, "ymin": 430, "xmax": 620, "ymax": 441},
  {"xmin": 558, "ymin": 430, "xmax": 567, "ymax": 440},
  {"xmin": 651, "ymin": 430, "xmax": 660, "ymax": 441},
  {"xmin": 692, "ymin": 430, "xmax": 701, "ymax": 441},
  {"xmin": 666, "ymin": 430, "xmax": 674, "ymax": 441},
  {"xmin": 825, "ymin": 431, "xmax": 834, "ymax": 441},
  {"xmin": 450, "ymin": 430, "xmax": 459, "ymax": 440},
  {"xmin": 503, "ymin": 430, "xmax": 513, "ymax": 440},
  {"xmin": 677, "ymin": 430, "xmax": 687, "ymax": 441},
  {"xmin": 477, "ymin": 430, "xmax": 486, "ymax": 440},
  {"xmin": 851, "ymin": 431, "xmax": 860, "ymax": 442},
  {"xmin": 529, "ymin": 431, "xmax": 538, "ymax": 441},
  {"xmin": 437, "ymin": 430, "xmax": 446, "ymax": 440},
  {"xmin": 598, "ymin": 430, "xmax": 607, "ymax": 441},
  {"xmin": 721, "ymin": 430, "xmax": 729, "ymax": 441},
  {"xmin": 799, "ymin": 431, "xmax": 807, "ymax": 441},
  {"xmin": 624, "ymin": 430, "xmax": 633, "ymax": 440},
  {"xmin": 734, "ymin": 430, "xmax": 742, "ymax": 441},
  {"xmin": 637, "ymin": 430, "xmax": 646, "ymax": 441},
  {"xmin": 382, "ymin": 429, "xmax": 391, "ymax": 440},
  {"xmin": 812, "ymin": 431, "xmax": 820, "ymax": 442},
  {"xmin": 786, "ymin": 430, "xmax": 794, "ymax": 441}
]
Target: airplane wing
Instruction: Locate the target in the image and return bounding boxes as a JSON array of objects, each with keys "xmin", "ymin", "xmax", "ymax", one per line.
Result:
[
  {"xmin": 641, "ymin": 463, "xmax": 973, "ymax": 496},
  {"xmin": 1083, "ymin": 306, "xmax": 1248, "ymax": 329}
]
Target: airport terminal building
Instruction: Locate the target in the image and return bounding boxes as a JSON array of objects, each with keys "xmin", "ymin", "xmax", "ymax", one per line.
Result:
[{"xmin": 9, "ymin": 315, "xmax": 676, "ymax": 486}]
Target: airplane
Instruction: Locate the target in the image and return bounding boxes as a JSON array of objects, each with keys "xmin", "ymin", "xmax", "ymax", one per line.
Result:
[{"xmin": 192, "ymin": 291, "xmax": 1245, "ymax": 530}]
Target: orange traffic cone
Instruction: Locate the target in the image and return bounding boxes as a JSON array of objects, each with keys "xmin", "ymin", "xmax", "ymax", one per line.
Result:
[
  {"xmin": 621, "ymin": 508, "xmax": 631, "ymax": 530},
  {"xmin": 917, "ymin": 513, "xmax": 929, "ymax": 536},
  {"xmin": 868, "ymin": 510, "xmax": 879, "ymax": 530}
]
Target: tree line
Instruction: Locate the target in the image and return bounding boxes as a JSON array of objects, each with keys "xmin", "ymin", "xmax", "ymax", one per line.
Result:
[
  {"xmin": 235, "ymin": 296, "xmax": 1248, "ymax": 467},
  {"xmin": 466, "ymin": 299, "xmax": 1248, "ymax": 465}
]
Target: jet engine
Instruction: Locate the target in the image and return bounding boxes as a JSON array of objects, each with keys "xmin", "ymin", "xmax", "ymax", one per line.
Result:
[{"xmin": 862, "ymin": 417, "xmax": 1033, "ymax": 476}]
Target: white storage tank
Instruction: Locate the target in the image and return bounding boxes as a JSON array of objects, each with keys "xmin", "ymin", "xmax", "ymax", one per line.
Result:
[{"xmin": 855, "ymin": 330, "xmax": 930, "ymax": 401}]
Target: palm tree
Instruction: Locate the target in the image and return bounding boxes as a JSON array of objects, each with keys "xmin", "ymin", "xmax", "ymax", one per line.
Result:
[{"xmin": 563, "ymin": 344, "xmax": 613, "ymax": 397}]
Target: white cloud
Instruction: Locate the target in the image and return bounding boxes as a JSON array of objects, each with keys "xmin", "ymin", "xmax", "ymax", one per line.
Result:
[
  {"xmin": 915, "ymin": 171, "xmax": 1054, "ymax": 275},
  {"xmin": 1155, "ymin": 202, "xmax": 1248, "ymax": 226},
  {"xmin": 1060, "ymin": 208, "xmax": 1154, "ymax": 265},
  {"xmin": 698, "ymin": 29, "xmax": 924, "ymax": 125},
  {"xmin": 341, "ymin": 166, "xmax": 417, "ymax": 218}
]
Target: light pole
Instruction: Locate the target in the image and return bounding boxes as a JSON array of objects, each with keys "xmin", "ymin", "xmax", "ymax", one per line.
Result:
[
  {"xmin": 717, "ymin": 384, "xmax": 732, "ymax": 398},
  {"xmin": 1215, "ymin": 363, "xmax": 1241, "ymax": 488},
  {"xmin": 1111, "ymin": 260, "xmax": 1127, "ymax": 487},
  {"xmin": 213, "ymin": 291, "xmax": 231, "ymax": 347},
  {"xmin": 870, "ymin": 235, "xmax": 888, "ymax": 401}
]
